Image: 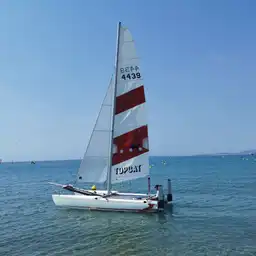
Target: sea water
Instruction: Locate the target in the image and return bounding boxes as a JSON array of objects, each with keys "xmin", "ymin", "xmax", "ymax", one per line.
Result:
[{"xmin": 0, "ymin": 155, "xmax": 255, "ymax": 255}]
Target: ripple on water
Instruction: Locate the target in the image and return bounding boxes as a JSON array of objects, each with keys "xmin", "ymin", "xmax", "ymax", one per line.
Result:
[{"xmin": 0, "ymin": 157, "xmax": 256, "ymax": 256}]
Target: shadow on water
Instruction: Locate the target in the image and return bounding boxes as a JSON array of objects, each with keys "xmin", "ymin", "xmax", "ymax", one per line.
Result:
[
  {"xmin": 49, "ymin": 203, "xmax": 177, "ymax": 255},
  {"xmin": 54, "ymin": 202, "xmax": 175, "ymax": 226}
]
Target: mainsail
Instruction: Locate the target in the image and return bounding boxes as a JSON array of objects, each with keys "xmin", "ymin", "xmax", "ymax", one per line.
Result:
[
  {"xmin": 77, "ymin": 77, "xmax": 113, "ymax": 183},
  {"xmin": 111, "ymin": 25, "xmax": 149, "ymax": 184},
  {"xmin": 77, "ymin": 24, "xmax": 149, "ymax": 186}
]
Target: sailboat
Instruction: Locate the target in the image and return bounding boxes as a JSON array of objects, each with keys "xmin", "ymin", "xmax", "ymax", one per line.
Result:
[{"xmin": 51, "ymin": 22, "xmax": 172, "ymax": 213}]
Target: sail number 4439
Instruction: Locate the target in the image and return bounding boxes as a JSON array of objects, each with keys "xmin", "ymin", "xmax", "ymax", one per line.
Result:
[{"xmin": 120, "ymin": 66, "xmax": 141, "ymax": 80}]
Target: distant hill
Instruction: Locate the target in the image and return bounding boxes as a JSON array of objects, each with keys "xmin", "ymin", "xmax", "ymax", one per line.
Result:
[
  {"xmin": 214, "ymin": 149, "xmax": 256, "ymax": 156},
  {"xmin": 239, "ymin": 149, "xmax": 256, "ymax": 155},
  {"xmin": 193, "ymin": 149, "xmax": 256, "ymax": 157}
]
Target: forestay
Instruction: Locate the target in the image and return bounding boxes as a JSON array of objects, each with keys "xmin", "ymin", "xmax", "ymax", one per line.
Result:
[
  {"xmin": 111, "ymin": 25, "xmax": 149, "ymax": 184},
  {"xmin": 77, "ymin": 77, "xmax": 114, "ymax": 183}
]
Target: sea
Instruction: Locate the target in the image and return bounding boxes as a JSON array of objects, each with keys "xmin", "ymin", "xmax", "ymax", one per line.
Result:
[{"xmin": 0, "ymin": 155, "xmax": 255, "ymax": 256}]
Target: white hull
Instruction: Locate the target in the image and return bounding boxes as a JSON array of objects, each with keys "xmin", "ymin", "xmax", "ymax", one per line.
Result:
[
  {"xmin": 73, "ymin": 190, "xmax": 172, "ymax": 204},
  {"xmin": 52, "ymin": 193, "xmax": 159, "ymax": 213}
]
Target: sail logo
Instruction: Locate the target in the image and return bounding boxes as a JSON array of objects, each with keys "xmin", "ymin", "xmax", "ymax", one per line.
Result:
[{"xmin": 115, "ymin": 165, "xmax": 142, "ymax": 175}]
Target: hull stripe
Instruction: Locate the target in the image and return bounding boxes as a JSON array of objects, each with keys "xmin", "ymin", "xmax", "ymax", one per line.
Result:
[
  {"xmin": 138, "ymin": 203, "xmax": 155, "ymax": 212},
  {"xmin": 56, "ymin": 205, "xmax": 156, "ymax": 213},
  {"xmin": 115, "ymin": 85, "xmax": 145, "ymax": 115}
]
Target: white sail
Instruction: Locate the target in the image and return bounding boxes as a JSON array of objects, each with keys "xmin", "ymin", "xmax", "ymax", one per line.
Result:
[
  {"xmin": 111, "ymin": 25, "xmax": 149, "ymax": 184},
  {"xmin": 77, "ymin": 77, "xmax": 113, "ymax": 183}
]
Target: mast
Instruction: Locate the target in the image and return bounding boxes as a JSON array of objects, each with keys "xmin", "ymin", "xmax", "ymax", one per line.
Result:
[{"xmin": 107, "ymin": 21, "xmax": 121, "ymax": 194}]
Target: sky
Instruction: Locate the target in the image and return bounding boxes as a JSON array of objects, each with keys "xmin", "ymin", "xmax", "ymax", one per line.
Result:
[{"xmin": 0, "ymin": 0, "xmax": 256, "ymax": 161}]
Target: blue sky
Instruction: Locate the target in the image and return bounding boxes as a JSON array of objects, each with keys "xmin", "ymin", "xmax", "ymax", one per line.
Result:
[{"xmin": 0, "ymin": 0, "xmax": 256, "ymax": 161}]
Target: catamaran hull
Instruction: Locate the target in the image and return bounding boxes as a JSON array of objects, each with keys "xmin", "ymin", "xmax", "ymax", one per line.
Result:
[
  {"xmin": 73, "ymin": 191, "xmax": 172, "ymax": 204},
  {"xmin": 52, "ymin": 194, "xmax": 159, "ymax": 213}
]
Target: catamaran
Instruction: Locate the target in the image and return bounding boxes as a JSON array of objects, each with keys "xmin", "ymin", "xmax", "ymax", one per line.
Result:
[{"xmin": 51, "ymin": 22, "xmax": 172, "ymax": 213}]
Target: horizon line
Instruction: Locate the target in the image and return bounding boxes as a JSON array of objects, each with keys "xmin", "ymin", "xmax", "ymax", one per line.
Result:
[{"xmin": 1, "ymin": 152, "xmax": 255, "ymax": 163}]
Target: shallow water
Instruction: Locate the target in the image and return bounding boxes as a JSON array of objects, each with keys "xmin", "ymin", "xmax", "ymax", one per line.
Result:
[{"xmin": 0, "ymin": 155, "xmax": 256, "ymax": 255}]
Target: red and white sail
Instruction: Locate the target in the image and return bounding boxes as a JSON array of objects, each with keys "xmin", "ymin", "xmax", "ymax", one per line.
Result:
[
  {"xmin": 111, "ymin": 25, "xmax": 149, "ymax": 184},
  {"xmin": 77, "ymin": 24, "xmax": 149, "ymax": 185}
]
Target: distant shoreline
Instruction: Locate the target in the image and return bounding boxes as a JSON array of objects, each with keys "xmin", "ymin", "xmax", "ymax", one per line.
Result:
[
  {"xmin": 196, "ymin": 150, "xmax": 256, "ymax": 157},
  {"xmin": 1, "ymin": 151, "xmax": 255, "ymax": 163}
]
